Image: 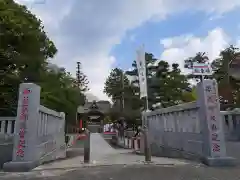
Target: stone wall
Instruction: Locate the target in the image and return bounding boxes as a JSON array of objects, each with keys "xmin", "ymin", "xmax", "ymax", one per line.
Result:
[{"xmin": 143, "ymin": 80, "xmax": 235, "ymax": 166}]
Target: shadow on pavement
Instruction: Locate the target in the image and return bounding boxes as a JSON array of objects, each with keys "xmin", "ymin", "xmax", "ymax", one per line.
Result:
[
  {"xmin": 63, "ymin": 140, "xmax": 85, "ymax": 160},
  {"xmin": 40, "ymin": 140, "xmax": 85, "ymax": 166}
]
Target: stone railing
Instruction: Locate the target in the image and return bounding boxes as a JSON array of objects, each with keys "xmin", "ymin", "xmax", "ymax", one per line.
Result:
[
  {"xmin": 143, "ymin": 80, "xmax": 235, "ymax": 166},
  {"xmin": 0, "ymin": 117, "xmax": 15, "ymax": 168},
  {"xmin": 221, "ymin": 110, "xmax": 240, "ymax": 141},
  {"xmin": 144, "ymin": 102, "xmax": 204, "ymax": 158},
  {"xmin": 0, "ymin": 117, "xmax": 15, "ymax": 136},
  {"xmin": 3, "ymin": 83, "xmax": 66, "ymax": 172},
  {"xmin": 36, "ymin": 105, "xmax": 66, "ymax": 164}
]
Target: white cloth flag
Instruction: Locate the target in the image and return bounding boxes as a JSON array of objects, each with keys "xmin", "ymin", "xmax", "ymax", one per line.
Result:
[{"xmin": 136, "ymin": 45, "xmax": 148, "ymax": 98}]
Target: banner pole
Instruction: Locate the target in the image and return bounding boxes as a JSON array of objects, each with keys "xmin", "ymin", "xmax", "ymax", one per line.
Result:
[{"xmin": 145, "ymin": 96, "xmax": 149, "ymax": 110}]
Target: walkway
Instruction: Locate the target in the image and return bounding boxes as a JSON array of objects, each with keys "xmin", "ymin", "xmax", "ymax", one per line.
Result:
[{"xmin": 35, "ymin": 133, "xmax": 188, "ymax": 169}]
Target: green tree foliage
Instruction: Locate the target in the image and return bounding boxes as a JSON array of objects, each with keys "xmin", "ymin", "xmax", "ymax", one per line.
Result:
[
  {"xmin": 39, "ymin": 67, "xmax": 86, "ymax": 124},
  {"xmin": 104, "ymin": 68, "xmax": 130, "ymax": 105},
  {"xmin": 0, "ymin": 0, "xmax": 87, "ymax": 125},
  {"xmin": 150, "ymin": 62, "xmax": 190, "ymax": 108},
  {"xmin": 104, "ymin": 52, "xmax": 192, "ymax": 126},
  {"xmin": 211, "ymin": 45, "xmax": 240, "ymax": 110},
  {"xmin": 1, "ymin": 0, "xmax": 56, "ymax": 114},
  {"xmin": 126, "ymin": 53, "xmax": 190, "ymax": 109},
  {"xmin": 182, "ymin": 86, "xmax": 197, "ymax": 102},
  {"xmin": 76, "ymin": 62, "xmax": 89, "ymax": 91},
  {"xmin": 104, "ymin": 68, "xmax": 142, "ymax": 125}
]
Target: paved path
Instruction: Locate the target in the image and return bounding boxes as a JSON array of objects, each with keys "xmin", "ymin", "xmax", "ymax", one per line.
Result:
[{"xmin": 34, "ymin": 133, "xmax": 188, "ymax": 170}]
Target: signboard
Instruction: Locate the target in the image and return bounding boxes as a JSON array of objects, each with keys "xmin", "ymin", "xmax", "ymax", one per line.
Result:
[
  {"xmin": 89, "ymin": 116, "xmax": 100, "ymax": 120},
  {"xmin": 192, "ymin": 63, "xmax": 212, "ymax": 76}
]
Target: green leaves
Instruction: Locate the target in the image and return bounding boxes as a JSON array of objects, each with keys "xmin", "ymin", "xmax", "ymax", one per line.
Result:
[
  {"xmin": 0, "ymin": 0, "xmax": 88, "ymax": 125},
  {"xmin": 104, "ymin": 52, "xmax": 191, "ymax": 126},
  {"xmin": 211, "ymin": 45, "xmax": 240, "ymax": 110},
  {"xmin": 104, "ymin": 68, "xmax": 130, "ymax": 103}
]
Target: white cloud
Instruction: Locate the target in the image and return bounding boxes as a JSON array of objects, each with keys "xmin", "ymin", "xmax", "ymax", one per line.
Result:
[
  {"xmin": 236, "ymin": 39, "xmax": 240, "ymax": 47},
  {"xmin": 14, "ymin": 0, "xmax": 240, "ymax": 100},
  {"xmin": 160, "ymin": 28, "xmax": 230, "ymax": 71}
]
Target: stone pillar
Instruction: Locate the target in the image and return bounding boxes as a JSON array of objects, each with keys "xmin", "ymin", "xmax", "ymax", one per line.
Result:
[
  {"xmin": 197, "ymin": 79, "xmax": 235, "ymax": 166},
  {"xmin": 56, "ymin": 112, "xmax": 66, "ymax": 159},
  {"xmin": 4, "ymin": 83, "xmax": 41, "ymax": 172}
]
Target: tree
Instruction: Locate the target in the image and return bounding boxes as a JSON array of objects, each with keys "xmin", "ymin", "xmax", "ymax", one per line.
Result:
[
  {"xmin": 105, "ymin": 52, "xmax": 193, "ymax": 114},
  {"xmin": 0, "ymin": 0, "xmax": 56, "ymax": 115},
  {"xmin": 104, "ymin": 68, "xmax": 142, "ymax": 126},
  {"xmin": 182, "ymin": 86, "xmax": 197, "ymax": 102},
  {"xmin": 126, "ymin": 52, "xmax": 192, "ymax": 110},
  {"xmin": 104, "ymin": 68, "xmax": 131, "ymax": 107},
  {"xmin": 0, "ymin": 0, "xmax": 87, "ymax": 127},
  {"xmin": 76, "ymin": 62, "xmax": 89, "ymax": 91},
  {"xmin": 167, "ymin": 63, "xmax": 191, "ymax": 105},
  {"xmin": 150, "ymin": 62, "xmax": 190, "ymax": 108},
  {"xmin": 212, "ymin": 45, "xmax": 239, "ymax": 84},
  {"xmin": 212, "ymin": 45, "xmax": 240, "ymax": 110},
  {"xmin": 40, "ymin": 67, "xmax": 86, "ymax": 125}
]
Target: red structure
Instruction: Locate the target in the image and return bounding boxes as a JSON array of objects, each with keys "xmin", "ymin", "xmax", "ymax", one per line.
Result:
[{"xmin": 79, "ymin": 119, "xmax": 83, "ymax": 129}]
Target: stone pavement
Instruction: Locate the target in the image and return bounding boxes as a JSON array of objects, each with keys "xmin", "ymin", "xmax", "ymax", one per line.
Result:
[
  {"xmin": 1, "ymin": 133, "xmax": 239, "ymax": 179},
  {"xmin": 34, "ymin": 133, "xmax": 188, "ymax": 169}
]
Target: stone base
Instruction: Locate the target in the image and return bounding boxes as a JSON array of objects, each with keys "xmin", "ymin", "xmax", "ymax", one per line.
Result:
[
  {"xmin": 56, "ymin": 145, "xmax": 67, "ymax": 159},
  {"xmin": 202, "ymin": 156, "xmax": 236, "ymax": 167},
  {"xmin": 149, "ymin": 144, "xmax": 203, "ymax": 163},
  {"xmin": 3, "ymin": 161, "xmax": 39, "ymax": 172},
  {"xmin": 0, "ymin": 142, "xmax": 13, "ymax": 169}
]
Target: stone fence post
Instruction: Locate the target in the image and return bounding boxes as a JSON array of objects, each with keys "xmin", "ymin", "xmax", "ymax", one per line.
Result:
[
  {"xmin": 4, "ymin": 83, "xmax": 41, "ymax": 172},
  {"xmin": 197, "ymin": 79, "xmax": 235, "ymax": 166}
]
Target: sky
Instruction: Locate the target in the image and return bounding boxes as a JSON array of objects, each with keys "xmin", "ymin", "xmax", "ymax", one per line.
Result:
[{"xmin": 15, "ymin": 0, "xmax": 240, "ymax": 101}]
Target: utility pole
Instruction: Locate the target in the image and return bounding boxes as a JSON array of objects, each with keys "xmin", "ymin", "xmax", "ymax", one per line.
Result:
[
  {"xmin": 76, "ymin": 62, "xmax": 81, "ymax": 88},
  {"xmin": 76, "ymin": 62, "xmax": 81, "ymax": 126},
  {"xmin": 227, "ymin": 59, "xmax": 234, "ymax": 84},
  {"xmin": 121, "ymin": 70, "xmax": 125, "ymax": 112}
]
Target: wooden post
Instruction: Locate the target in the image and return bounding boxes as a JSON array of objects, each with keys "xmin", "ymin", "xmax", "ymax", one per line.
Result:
[
  {"xmin": 141, "ymin": 126, "xmax": 151, "ymax": 162},
  {"xmin": 84, "ymin": 129, "xmax": 90, "ymax": 163}
]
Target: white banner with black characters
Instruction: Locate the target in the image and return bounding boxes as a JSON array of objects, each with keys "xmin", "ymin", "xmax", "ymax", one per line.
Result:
[{"xmin": 136, "ymin": 45, "xmax": 148, "ymax": 98}]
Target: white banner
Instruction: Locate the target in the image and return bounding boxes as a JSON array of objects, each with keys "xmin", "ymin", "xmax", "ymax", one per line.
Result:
[{"xmin": 136, "ymin": 45, "xmax": 148, "ymax": 98}]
